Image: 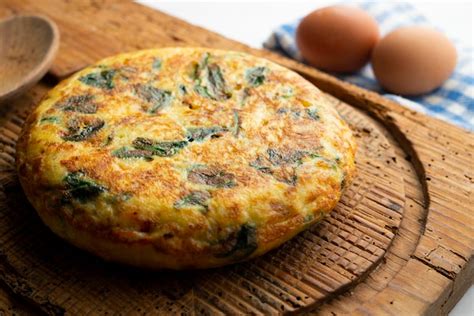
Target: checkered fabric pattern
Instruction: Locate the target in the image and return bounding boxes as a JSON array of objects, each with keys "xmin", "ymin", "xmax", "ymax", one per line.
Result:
[{"xmin": 263, "ymin": 1, "xmax": 474, "ymax": 131}]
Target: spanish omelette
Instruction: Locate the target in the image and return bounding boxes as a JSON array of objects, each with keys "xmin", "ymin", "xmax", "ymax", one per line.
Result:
[{"xmin": 16, "ymin": 47, "xmax": 356, "ymax": 269}]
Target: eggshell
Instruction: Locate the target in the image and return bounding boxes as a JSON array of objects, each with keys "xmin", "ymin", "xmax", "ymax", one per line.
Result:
[
  {"xmin": 296, "ymin": 5, "xmax": 379, "ymax": 73},
  {"xmin": 371, "ymin": 26, "xmax": 457, "ymax": 96}
]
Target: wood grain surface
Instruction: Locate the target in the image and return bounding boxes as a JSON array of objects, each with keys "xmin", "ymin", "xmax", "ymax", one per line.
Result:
[
  {"xmin": 0, "ymin": 1, "xmax": 472, "ymax": 315},
  {"xmin": 0, "ymin": 15, "xmax": 59, "ymax": 104}
]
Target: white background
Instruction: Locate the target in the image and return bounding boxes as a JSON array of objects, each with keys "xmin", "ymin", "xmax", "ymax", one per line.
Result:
[{"xmin": 138, "ymin": 1, "xmax": 473, "ymax": 315}]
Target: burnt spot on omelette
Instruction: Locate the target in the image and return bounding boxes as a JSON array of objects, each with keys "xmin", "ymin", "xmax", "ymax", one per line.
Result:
[{"xmin": 16, "ymin": 48, "xmax": 356, "ymax": 269}]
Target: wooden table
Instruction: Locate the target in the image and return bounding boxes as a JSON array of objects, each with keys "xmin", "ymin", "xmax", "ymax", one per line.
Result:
[{"xmin": 0, "ymin": 1, "xmax": 472, "ymax": 315}]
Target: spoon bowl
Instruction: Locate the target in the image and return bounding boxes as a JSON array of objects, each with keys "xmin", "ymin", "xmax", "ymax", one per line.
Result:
[{"xmin": 0, "ymin": 15, "xmax": 59, "ymax": 104}]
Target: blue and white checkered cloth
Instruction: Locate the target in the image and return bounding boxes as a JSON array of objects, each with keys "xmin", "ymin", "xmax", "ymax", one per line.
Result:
[{"xmin": 264, "ymin": 2, "xmax": 474, "ymax": 131}]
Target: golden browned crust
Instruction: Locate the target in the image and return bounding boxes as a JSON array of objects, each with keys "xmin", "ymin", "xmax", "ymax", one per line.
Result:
[{"xmin": 16, "ymin": 47, "xmax": 356, "ymax": 269}]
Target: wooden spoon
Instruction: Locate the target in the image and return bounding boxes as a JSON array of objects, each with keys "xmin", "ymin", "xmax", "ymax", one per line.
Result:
[{"xmin": 0, "ymin": 15, "xmax": 59, "ymax": 104}]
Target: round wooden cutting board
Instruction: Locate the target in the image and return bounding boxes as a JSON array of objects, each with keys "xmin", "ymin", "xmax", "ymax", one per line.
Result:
[
  {"xmin": 0, "ymin": 1, "xmax": 472, "ymax": 315},
  {"xmin": 0, "ymin": 89, "xmax": 410, "ymax": 315}
]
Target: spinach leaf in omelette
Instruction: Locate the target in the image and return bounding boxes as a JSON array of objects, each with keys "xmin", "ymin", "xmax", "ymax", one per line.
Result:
[
  {"xmin": 40, "ymin": 116, "xmax": 60, "ymax": 124},
  {"xmin": 192, "ymin": 52, "xmax": 210, "ymax": 81},
  {"xmin": 112, "ymin": 147, "xmax": 154, "ymax": 161},
  {"xmin": 178, "ymin": 84, "xmax": 188, "ymax": 95},
  {"xmin": 62, "ymin": 171, "xmax": 106, "ymax": 203},
  {"xmin": 62, "ymin": 117, "xmax": 105, "ymax": 142},
  {"xmin": 306, "ymin": 108, "xmax": 320, "ymax": 120},
  {"xmin": 267, "ymin": 148, "xmax": 307, "ymax": 166},
  {"xmin": 56, "ymin": 95, "xmax": 97, "ymax": 114},
  {"xmin": 246, "ymin": 66, "xmax": 267, "ymax": 87},
  {"xmin": 79, "ymin": 69, "xmax": 116, "ymax": 90},
  {"xmin": 206, "ymin": 64, "xmax": 231, "ymax": 100},
  {"xmin": 191, "ymin": 53, "xmax": 231, "ymax": 101},
  {"xmin": 132, "ymin": 137, "xmax": 187, "ymax": 157},
  {"xmin": 250, "ymin": 149, "xmax": 313, "ymax": 185},
  {"xmin": 249, "ymin": 157, "xmax": 273, "ymax": 174},
  {"xmin": 186, "ymin": 126, "xmax": 226, "ymax": 142},
  {"xmin": 174, "ymin": 190, "xmax": 211, "ymax": 213},
  {"xmin": 193, "ymin": 85, "xmax": 214, "ymax": 99},
  {"xmin": 232, "ymin": 110, "xmax": 240, "ymax": 137},
  {"xmin": 134, "ymin": 84, "xmax": 173, "ymax": 114},
  {"xmin": 188, "ymin": 166, "xmax": 236, "ymax": 188},
  {"xmin": 152, "ymin": 58, "xmax": 162, "ymax": 70},
  {"xmin": 215, "ymin": 224, "xmax": 258, "ymax": 259}
]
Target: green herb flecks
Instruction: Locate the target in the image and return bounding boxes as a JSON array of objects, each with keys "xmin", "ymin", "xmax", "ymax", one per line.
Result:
[
  {"xmin": 249, "ymin": 158, "xmax": 273, "ymax": 174},
  {"xmin": 112, "ymin": 147, "xmax": 154, "ymax": 161},
  {"xmin": 134, "ymin": 84, "xmax": 173, "ymax": 114},
  {"xmin": 62, "ymin": 171, "xmax": 106, "ymax": 203},
  {"xmin": 250, "ymin": 149, "xmax": 310, "ymax": 186},
  {"xmin": 178, "ymin": 84, "xmax": 187, "ymax": 95},
  {"xmin": 252, "ymin": 148, "xmax": 340, "ymax": 186},
  {"xmin": 232, "ymin": 110, "xmax": 240, "ymax": 137},
  {"xmin": 306, "ymin": 108, "xmax": 320, "ymax": 120},
  {"xmin": 79, "ymin": 69, "xmax": 116, "ymax": 90},
  {"xmin": 206, "ymin": 64, "xmax": 231, "ymax": 100},
  {"xmin": 62, "ymin": 117, "xmax": 105, "ymax": 142},
  {"xmin": 192, "ymin": 52, "xmax": 210, "ymax": 81},
  {"xmin": 57, "ymin": 95, "xmax": 97, "ymax": 114},
  {"xmin": 240, "ymin": 87, "xmax": 250, "ymax": 107},
  {"xmin": 103, "ymin": 132, "xmax": 114, "ymax": 147},
  {"xmin": 193, "ymin": 85, "xmax": 213, "ymax": 99},
  {"xmin": 188, "ymin": 166, "xmax": 236, "ymax": 188},
  {"xmin": 191, "ymin": 53, "xmax": 231, "ymax": 101},
  {"xmin": 245, "ymin": 66, "xmax": 267, "ymax": 87},
  {"xmin": 40, "ymin": 116, "xmax": 60, "ymax": 124},
  {"xmin": 112, "ymin": 137, "xmax": 187, "ymax": 161},
  {"xmin": 267, "ymin": 148, "xmax": 307, "ymax": 166},
  {"xmin": 116, "ymin": 67, "xmax": 137, "ymax": 82},
  {"xmin": 277, "ymin": 107, "xmax": 303, "ymax": 119},
  {"xmin": 174, "ymin": 190, "xmax": 211, "ymax": 213},
  {"xmin": 152, "ymin": 58, "xmax": 162, "ymax": 70},
  {"xmin": 215, "ymin": 224, "xmax": 258, "ymax": 259},
  {"xmin": 132, "ymin": 137, "xmax": 187, "ymax": 157},
  {"xmin": 186, "ymin": 126, "xmax": 226, "ymax": 142},
  {"xmin": 309, "ymin": 153, "xmax": 339, "ymax": 171},
  {"xmin": 281, "ymin": 87, "xmax": 294, "ymax": 99},
  {"xmin": 291, "ymin": 109, "xmax": 302, "ymax": 119}
]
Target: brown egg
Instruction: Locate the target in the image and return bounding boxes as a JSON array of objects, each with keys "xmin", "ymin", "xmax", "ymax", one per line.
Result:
[
  {"xmin": 371, "ymin": 26, "xmax": 457, "ymax": 96},
  {"xmin": 296, "ymin": 5, "xmax": 379, "ymax": 73}
]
